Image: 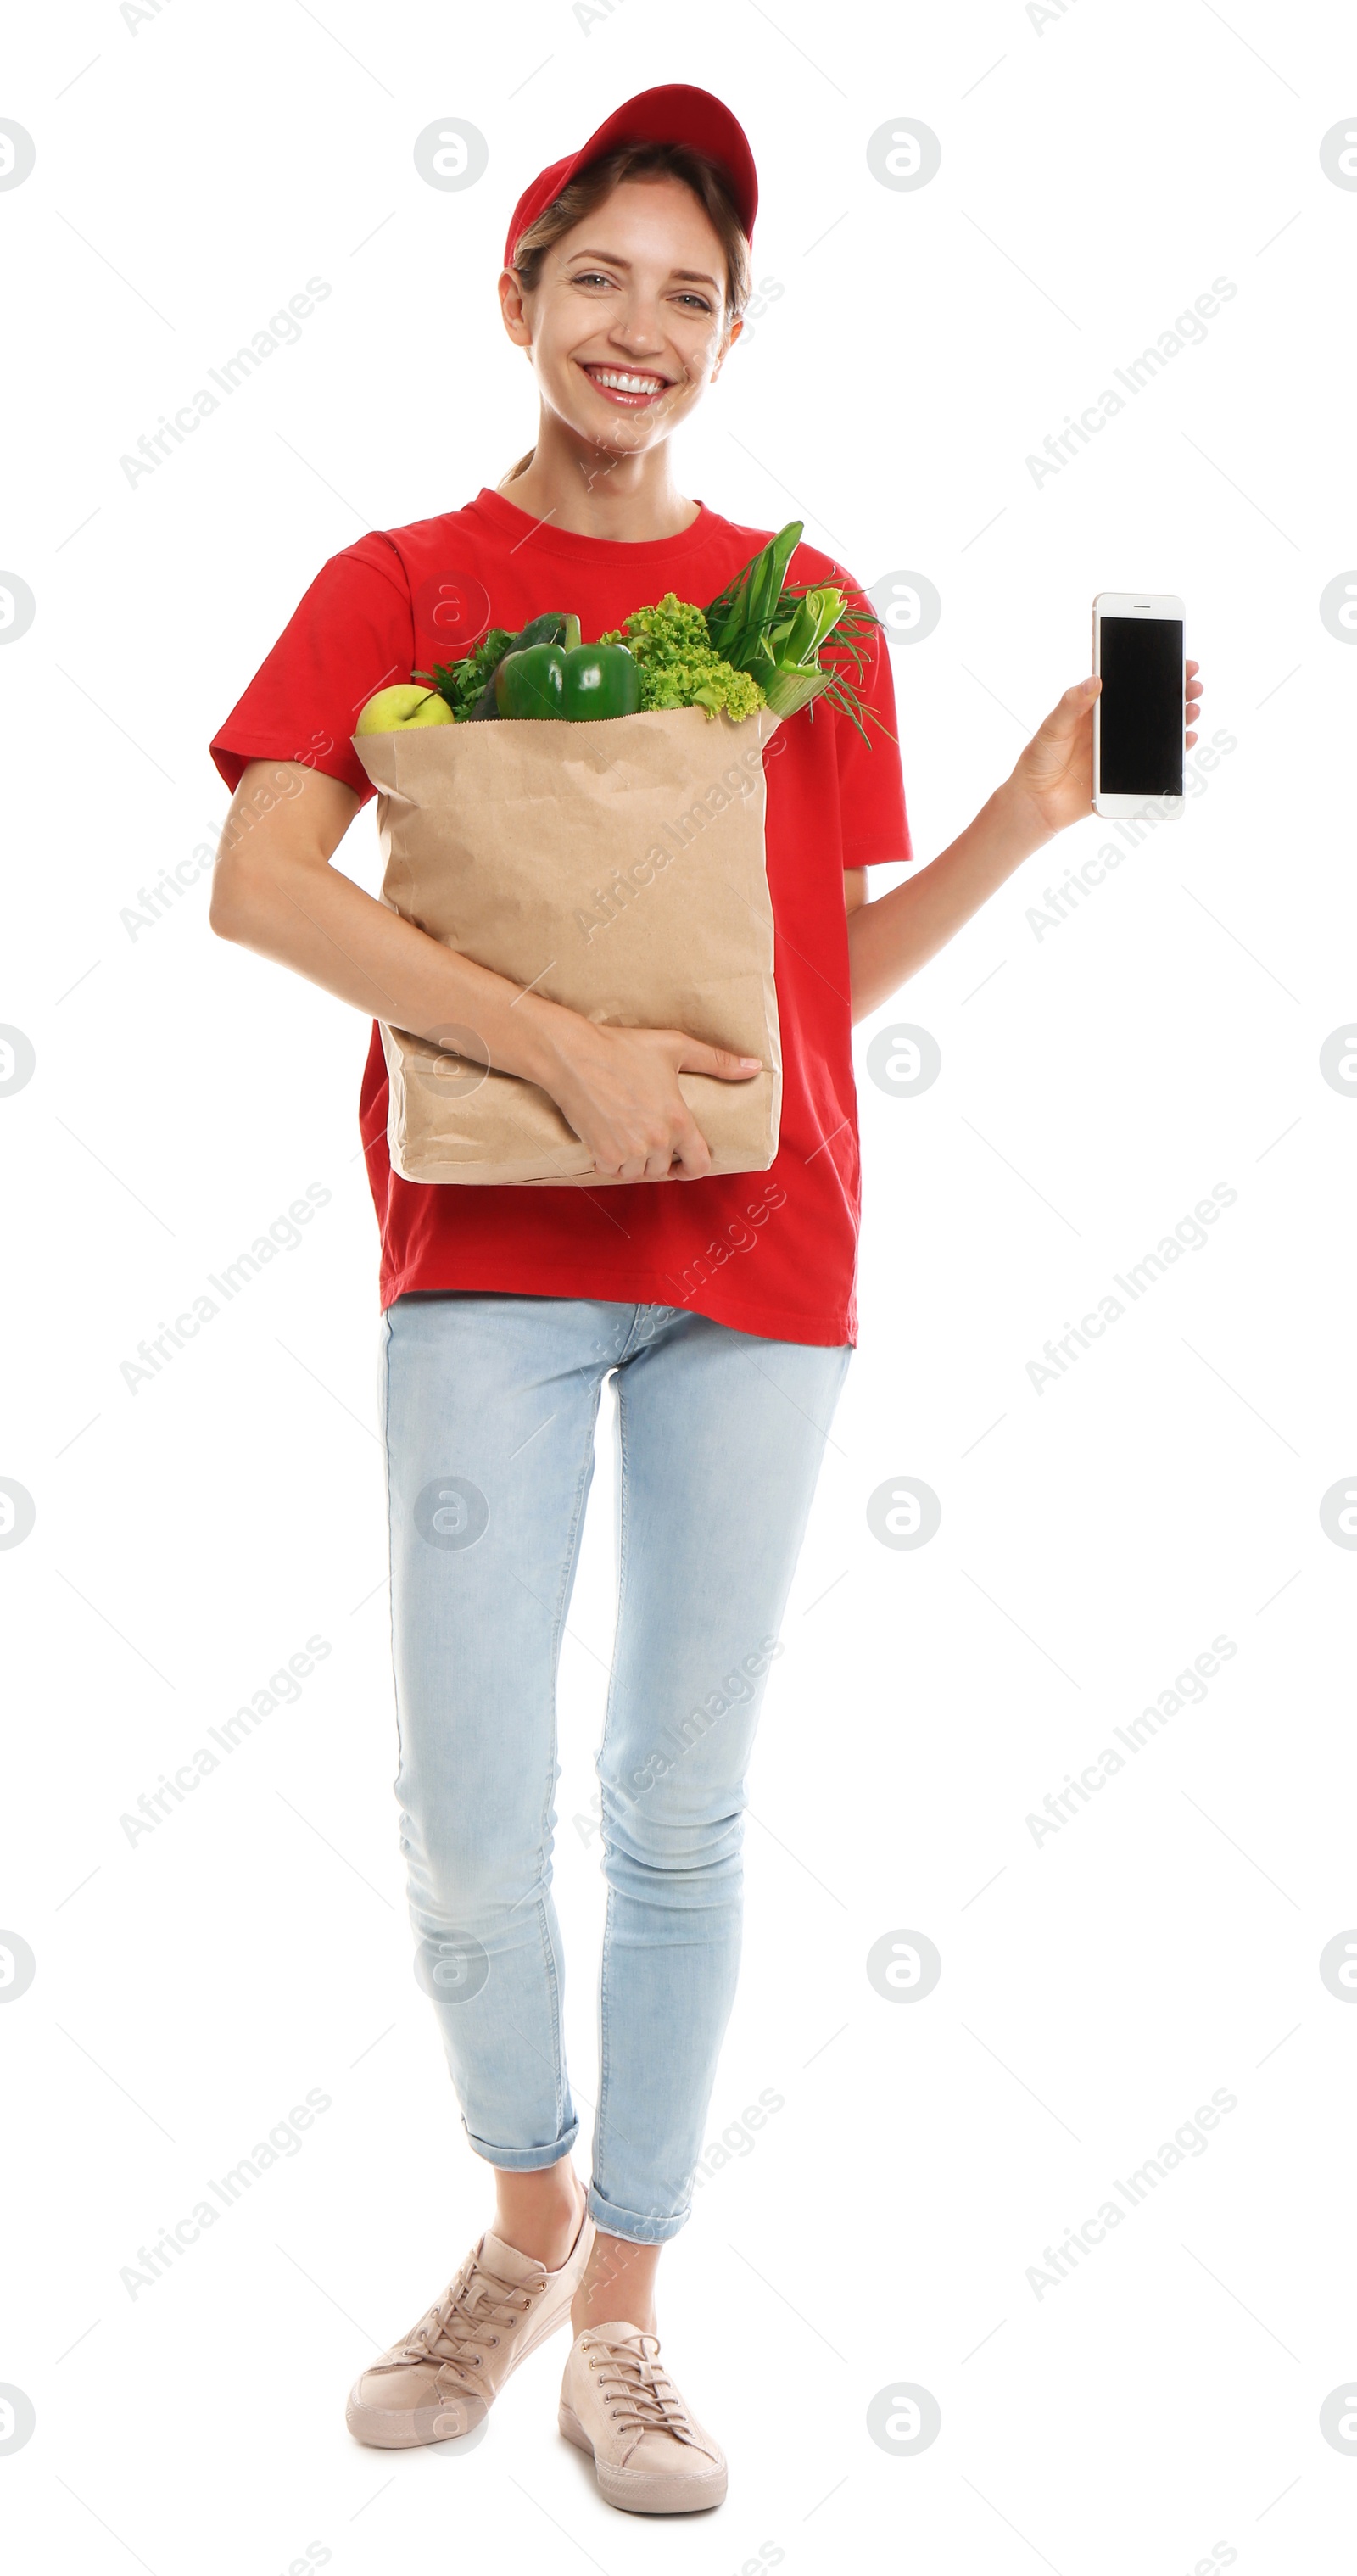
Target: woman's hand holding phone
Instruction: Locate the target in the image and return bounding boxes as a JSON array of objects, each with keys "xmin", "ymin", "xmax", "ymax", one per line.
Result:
[{"xmin": 1007, "ymin": 661, "xmax": 1203, "ymax": 838}]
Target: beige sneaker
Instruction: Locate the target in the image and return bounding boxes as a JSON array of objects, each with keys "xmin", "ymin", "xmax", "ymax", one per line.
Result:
[
  {"xmin": 559, "ymin": 2321, "xmax": 728, "ymax": 2512},
  {"xmin": 347, "ymin": 2188, "xmax": 594, "ymax": 2449}
]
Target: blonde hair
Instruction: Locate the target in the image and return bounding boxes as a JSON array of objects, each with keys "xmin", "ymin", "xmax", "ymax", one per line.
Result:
[{"xmin": 501, "ymin": 140, "xmax": 751, "ymax": 483}]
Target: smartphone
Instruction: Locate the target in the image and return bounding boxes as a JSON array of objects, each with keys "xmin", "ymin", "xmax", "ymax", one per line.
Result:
[{"xmin": 1092, "ymin": 592, "xmax": 1185, "ymax": 820}]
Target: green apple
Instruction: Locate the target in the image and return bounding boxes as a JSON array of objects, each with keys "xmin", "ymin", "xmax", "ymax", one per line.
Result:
[{"xmin": 355, "ymin": 682, "xmax": 454, "ymax": 735}]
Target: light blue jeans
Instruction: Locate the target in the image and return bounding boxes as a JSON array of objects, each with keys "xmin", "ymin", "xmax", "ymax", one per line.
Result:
[{"xmin": 379, "ymin": 1294, "xmax": 850, "ymax": 2244}]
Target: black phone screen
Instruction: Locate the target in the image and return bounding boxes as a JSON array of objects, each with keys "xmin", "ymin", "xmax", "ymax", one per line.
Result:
[{"xmin": 1097, "ymin": 617, "xmax": 1183, "ymax": 796}]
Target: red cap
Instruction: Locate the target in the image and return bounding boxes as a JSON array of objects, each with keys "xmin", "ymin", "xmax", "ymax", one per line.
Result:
[{"xmin": 502, "ymin": 83, "xmax": 757, "ymax": 271}]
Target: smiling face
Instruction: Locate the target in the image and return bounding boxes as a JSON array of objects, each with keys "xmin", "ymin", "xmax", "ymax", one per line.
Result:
[{"xmin": 500, "ymin": 174, "xmax": 740, "ymax": 460}]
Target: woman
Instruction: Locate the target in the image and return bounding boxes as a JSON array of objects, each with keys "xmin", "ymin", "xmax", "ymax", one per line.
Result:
[{"xmin": 209, "ymin": 85, "xmax": 1201, "ymax": 2515}]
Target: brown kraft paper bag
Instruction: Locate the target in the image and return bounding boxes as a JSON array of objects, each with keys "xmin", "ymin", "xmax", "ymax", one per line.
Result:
[{"xmin": 353, "ymin": 705, "xmax": 784, "ymax": 1186}]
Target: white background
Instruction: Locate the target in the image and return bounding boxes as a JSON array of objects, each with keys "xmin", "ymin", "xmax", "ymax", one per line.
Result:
[{"xmin": 3, "ymin": 3, "xmax": 1355, "ymax": 2571}]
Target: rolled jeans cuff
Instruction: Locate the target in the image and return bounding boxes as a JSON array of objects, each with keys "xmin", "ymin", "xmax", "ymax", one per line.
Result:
[
  {"xmin": 464, "ymin": 2114, "xmax": 580, "ymax": 2171},
  {"xmin": 587, "ymin": 2182, "xmax": 690, "ymax": 2246}
]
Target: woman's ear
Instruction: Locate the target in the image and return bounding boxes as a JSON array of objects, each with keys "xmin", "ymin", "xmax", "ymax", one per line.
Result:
[
  {"xmin": 711, "ymin": 315, "xmax": 743, "ymax": 382},
  {"xmin": 499, "ymin": 269, "xmax": 533, "ymax": 349}
]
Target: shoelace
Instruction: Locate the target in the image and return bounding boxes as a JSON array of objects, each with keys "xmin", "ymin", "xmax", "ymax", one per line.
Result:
[
  {"xmin": 382, "ymin": 2244, "xmax": 542, "ymax": 2381},
  {"xmin": 586, "ymin": 2333, "xmax": 696, "ymax": 2444}
]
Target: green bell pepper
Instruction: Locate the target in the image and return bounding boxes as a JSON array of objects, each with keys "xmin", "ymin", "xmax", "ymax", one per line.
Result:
[
  {"xmin": 466, "ymin": 613, "xmax": 578, "ymax": 719},
  {"xmin": 494, "ymin": 637, "xmax": 640, "ymax": 722},
  {"xmin": 494, "ymin": 643, "xmax": 566, "ymax": 718},
  {"xmin": 561, "ymin": 641, "xmax": 640, "ymax": 720}
]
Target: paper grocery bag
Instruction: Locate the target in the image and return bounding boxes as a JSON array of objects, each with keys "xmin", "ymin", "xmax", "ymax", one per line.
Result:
[{"xmin": 353, "ymin": 706, "xmax": 784, "ymax": 1187}]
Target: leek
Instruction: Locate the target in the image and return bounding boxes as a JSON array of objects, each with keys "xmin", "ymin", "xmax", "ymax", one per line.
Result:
[{"xmin": 703, "ymin": 523, "xmax": 887, "ymax": 742}]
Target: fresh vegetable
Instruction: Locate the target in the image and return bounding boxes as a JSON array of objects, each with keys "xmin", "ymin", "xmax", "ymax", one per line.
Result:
[
  {"xmin": 705, "ymin": 518, "xmax": 801, "ymax": 664},
  {"xmin": 561, "ymin": 641, "xmax": 641, "ymax": 721},
  {"xmin": 355, "ymin": 681, "xmax": 455, "ymax": 735},
  {"xmin": 417, "ymin": 613, "xmax": 579, "ymax": 721},
  {"xmin": 494, "ymin": 644, "xmax": 566, "ymax": 719},
  {"xmin": 703, "ymin": 522, "xmax": 883, "ymax": 740},
  {"xmin": 598, "ymin": 595, "xmax": 765, "ymax": 722},
  {"xmin": 415, "ymin": 626, "xmax": 515, "ymax": 720},
  {"xmin": 467, "ymin": 614, "xmax": 580, "ymax": 718},
  {"xmin": 494, "ymin": 638, "xmax": 642, "ymax": 721}
]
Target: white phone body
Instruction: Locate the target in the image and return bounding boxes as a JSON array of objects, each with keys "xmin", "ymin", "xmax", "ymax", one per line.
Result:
[{"xmin": 1092, "ymin": 591, "xmax": 1185, "ymax": 821}]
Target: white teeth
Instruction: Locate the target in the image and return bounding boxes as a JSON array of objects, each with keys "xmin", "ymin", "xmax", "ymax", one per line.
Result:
[{"xmin": 590, "ymin": 369, "xmax": 666, "ymax": 394}]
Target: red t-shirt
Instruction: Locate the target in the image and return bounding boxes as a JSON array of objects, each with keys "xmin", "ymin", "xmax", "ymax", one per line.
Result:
[{"xmin": 209, "ymin": 487, "xmax": 911, "ymax": 1346}]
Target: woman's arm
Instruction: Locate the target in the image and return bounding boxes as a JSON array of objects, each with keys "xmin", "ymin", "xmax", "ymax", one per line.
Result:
[
  {"xmin": 209, "ymin": 758, "xmax": 761, "ymax": 1183},
  {"xmin": 846, "ymin": 776, "xmax": 1053, "ymax": 1019},
  {"xmin": 846, "ymin": 663, "xmax": 1203, "ymax": 1020}
]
